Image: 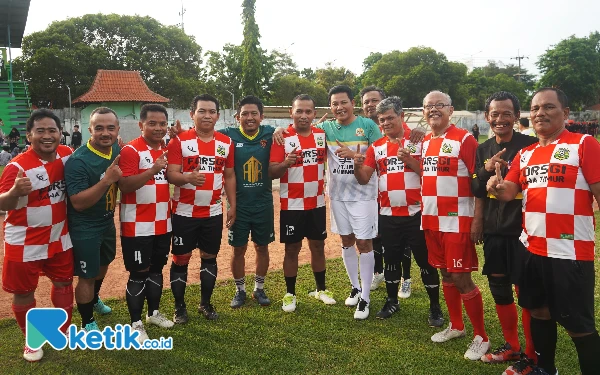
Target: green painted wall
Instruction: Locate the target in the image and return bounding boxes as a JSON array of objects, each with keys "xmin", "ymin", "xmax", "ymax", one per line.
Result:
[{"xmin": 79, "ymin": 101, "xmax": 141, "ymax": 143}]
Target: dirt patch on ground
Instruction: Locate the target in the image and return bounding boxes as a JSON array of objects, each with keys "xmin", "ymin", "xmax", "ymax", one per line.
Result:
[{"xmin": 0, "ymin": 191, "xmax": 342, "ymax": 319}]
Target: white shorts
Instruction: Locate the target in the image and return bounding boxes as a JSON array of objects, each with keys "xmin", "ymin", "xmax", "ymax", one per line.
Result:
[{"xmin": 330, "ymin": 199, "xmax": 378, "ymax": 240}]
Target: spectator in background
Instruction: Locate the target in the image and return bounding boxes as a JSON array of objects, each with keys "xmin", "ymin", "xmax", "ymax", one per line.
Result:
[
  {"xmin": 11, "ymin": 146, "xmax": 21, "ymax": 158},
  {"xmin": 0, "ymin": 145, "xmax": 11, "ymax": 166},
  {"xmin": 519, "ymin": 118, "xmax": 536, "ymax": 136},
  {"xmin": 8, "ymin": 127, "xmax": 20, "ymax": 150},
  {"xmin": 71, "ymin": 125, "xmax": 82, "ymax": 149},
  {"xmin": 472, "ymin": 124, "xmax": 480, "ymax": 141}
]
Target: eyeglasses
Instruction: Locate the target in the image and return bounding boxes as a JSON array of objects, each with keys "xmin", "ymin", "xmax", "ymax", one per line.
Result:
[{"xmin": 424, "ymin": 103, "xmax": 451, "ymax": 110}]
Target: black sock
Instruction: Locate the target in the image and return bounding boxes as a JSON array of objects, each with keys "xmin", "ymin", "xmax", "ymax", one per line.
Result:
[
  {"xmin": 170, "ymin": 263, "xmax": 188, "ymax": 308},
  {"xmin": 420, "ymin": 267, "xmax": 441, "ymax": 309},
  {"xmin": 531, "ymin": 318, "xmax": 557, "ymax": 374},
  {"xmin": 200, "ymin": 258, "xmax": 217, "ymax": 306},
  {"xmin": 77, "ymin": 300, "xmax": 95, "ymax": 327},
  {"xmin": 126, "ymin": 271, "xmax": 148, "ymax": 323},
  {"xmin": 285, "ymin": 276, "xmax": 297, "ymax": 295},
  {"xmin": 93, "ymin": 278, "xmax": 104, "ymax": 305},
  {"xmin": 384, "ymin": 262, "xmax": 401, "ymax": 299},
  {"xmin": 313, "ymin": 270, "xmax": 326, "ymax": 291},
  {"xmin": 373, "ymin": 237, "xmax": 383, "ymax": 274},
  {"xmin": 572, "ymin": 331, "xmax": 600, "ymax": 375},
  {"xmin": 145, "ymin": 273, "xmax": 163, "ymax": 315},
  {"xmin": 401, "ymin": 247, "xmax": 412, "ymax": 280}
]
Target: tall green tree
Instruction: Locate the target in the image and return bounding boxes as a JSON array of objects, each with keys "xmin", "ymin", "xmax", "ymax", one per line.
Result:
[
  {"xmin": 241, "ymin": 0, "xmax": 263, "ymax": 97},
  {"xmin": 269, "ymin": 75, "xmax": 328, "ymax": 106},
  {"xmin": 315, "ymin": 63, "xmax": 356, "ymax": 93},
  {"xmin": 205, "ymin": 44, "xmax": 244, "ymax": 109},
  {"xmin": 537, "ymin": 32, "xmax": 600, "ymax": 110},
  {"xmin": 13, "ymin": 14, "xmax": 204, "ymax": 108},
  {"xmin": 462, "ymin": 71, "xmax": 528, "ymax": 111}
]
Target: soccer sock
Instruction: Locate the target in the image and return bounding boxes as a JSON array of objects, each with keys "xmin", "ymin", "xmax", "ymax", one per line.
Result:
[
  {"xmin": 285, "ymin": 276, "xmax": 297, "ymax": 295},
  {"xmin": 313, "ymin": 270, "xmax": 326, "ymax": 291},
  {"xmin": 254, "ymin": 275, "xmax": 265, "ymax": 290},
  {"xmin": 572, "ymin": 331, "xmax": 600, "ymax": 375},
  {"xmin": 461, "ymin": 287, "xmax": 488, "ymax": 341},
  {"xmin": 421, "ymin": 268, "xmax": 441, "ymax": 309},
  {"xmin": 145, "ymin": 273, "xmax": 163, "ymax": 315},
  {"xmin": 77, "ymin": 300, "xmax": 95, "ymax": 327},
  {"xmin": 496, "ymin": 303, "xmax": 520, "ymax": 350},
  {"xmin": 442, "ymin": 282, "xmax": 464, "ymax": 331},
  {"xmin": 126, "ymin": 271, "xmax": 148, "ymax": 323},
  {"xmin": 170, "ymin": 263, "xmax": 188, "ymax": 308},
  {"xmin": 12, "ymin": 300, "xmax": 36, "ymax": 336},
  {"xmin": 51, "ymin": 284, "xmax": 74, "ymax": 333},
  {"xmin": 401, "ymin": 247, "xmax": 411, "ymax": 280},
  {"xmin": 93, "ymin": 278, "xmax": 104, "ymax": 305},
  {"xmin": 521, "ymin": 308, "xmax": 536, "ymax": 361},
  {"xmin": 341, "ymin": 246, "xmax": 360, "ymax": 289},
  {"xmin": 384, "ymin": 262, "xmax": 401, "ymax": 300},
  {"xmin": 200, "ymin": 258, "xmax": 217, "ymax": 306},
  {"xmin": 235, "ymin": 278, "xmax": 246, "ymax": 292},
  {"xmin": 373, "ymin": 237, "xmax": 383, "ymax": 274},
  {"xmin": 358, "ymin": 251, "xmax": 375, "ymax": 303},
  {"xmin": 530, "ymin": 318, "xmax": 557, "ymax": 374}
]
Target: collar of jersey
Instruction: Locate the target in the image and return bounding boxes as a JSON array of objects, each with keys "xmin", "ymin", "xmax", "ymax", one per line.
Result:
[
  {"xmin": 239, "ymin": 125, "xmax": 260, "ymax": 141},
  {"xmin": 86, "ymin": 140, "xmax": 112, "ymax": 160}
]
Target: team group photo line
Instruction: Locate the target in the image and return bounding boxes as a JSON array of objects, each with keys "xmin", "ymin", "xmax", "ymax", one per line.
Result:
[{"xmin": 1, "ymin": 83, "xmax": 599, "ymax": 375}]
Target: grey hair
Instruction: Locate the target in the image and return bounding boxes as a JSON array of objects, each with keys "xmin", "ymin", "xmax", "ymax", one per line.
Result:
[
  {"xmin": 376, "ymin": 96, "xmax": 404, "ymax": 116},
  {"xmin": 423, "ymin": 90, "xmax": 452, "ymax": 106}
]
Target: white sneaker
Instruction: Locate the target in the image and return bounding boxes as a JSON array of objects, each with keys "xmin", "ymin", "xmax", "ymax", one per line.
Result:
[
  {"xmin": 282, "ymin": 293, "xmax": 297, "ymax": 312},
  {"xmin": 147, "ymin": 310, "xmax": 175, "ymax": 329},
  {"xmin": 23, "ymin": 346, "xmax": 43, "ymax": 362},
  {"xmin": 431, "ymin": 323, "xmax": 466, "ymax": 343},
  {"xmin": 309, "ymin": 289, "xmax": 336, "ymax": 305},
  {"xmin": 370, "ymin": 273, "xmax": 385, "ymax": 290},
  {"xmin": 398, "ymin": 278, "xmax": 412, "ymax": 299},
  {"xmin": 354, "ymin": 298, "xmax": 370, "ymax": 320},
  {"xmin": 132, "ymin": 320, "xmax": 149, "ymax": 345},
  {"xmin": 464, "ymin": 335, "xmax": 490, "ymax": 360},
  {"xmin": 345, "ymin": 287, "xmax": 361, "ymax": 307}
]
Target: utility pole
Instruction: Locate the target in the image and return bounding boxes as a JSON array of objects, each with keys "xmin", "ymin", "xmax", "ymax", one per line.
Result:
[
  {"xmin": 511, "ymin": 49, "xmax": 528, "ymax": 82},
  {"xmin": 178, "ymin": 1, "xmax": 186, "ymax": 31}
]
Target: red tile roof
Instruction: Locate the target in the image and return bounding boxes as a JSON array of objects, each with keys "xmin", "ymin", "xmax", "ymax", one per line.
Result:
[{"xmin": 72, "ymin": 70, "xmax": 169, "ymax": 104}]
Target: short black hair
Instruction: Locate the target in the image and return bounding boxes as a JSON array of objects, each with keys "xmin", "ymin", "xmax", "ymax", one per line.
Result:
[
  {"xmin": 191, "ymin": 94, "xmax": 220, "ymax": 113},
  {"xmin": 484, "ymin": 91, "xmax": 521, "ymax": 114},
  {"xmin": 519, "ymin": 118, "xmax": 529, "ymax": 127},
  {"xmin": 2, "ymin": 146, "xmax": 9, "ymax": 152},
  {"xmin": 90, "ymin": 107, "xmax": 119, "ymax": 125},
  {"xmin": 26, "ymin": 108, "xmax": 62, "ymax": 132},
  {"xmin": 140, "ymin": 103, "xmax": 168, "ymax": 122},
  {"xmin": 74, "ymin": 125, "xmax": 79, "ymax": 129},
  {"xmin": 360, "ymin": 85, "xmax": 386, "ymax": 101},
  {"xmin": 237, "ymin": 95, "xmax": 264, "ymax": 115},
  {"xmin": 292, "ymin": 94, "xmax": 316, "ymax": 108},
  {"xmin": 532, "ymin": 87, "xmax": 569, "ymax": 109},
  {"xmin": 328, "ymin": 85, "xmax": 353, "ymax": 105}
]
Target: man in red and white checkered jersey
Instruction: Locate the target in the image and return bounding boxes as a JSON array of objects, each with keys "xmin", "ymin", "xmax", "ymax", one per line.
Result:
[
  {"xmin": 353, "ymin": 96, "xmax": 443, "ymax": 325},
  {"xmin": 166, "ymin": 94, "xmax": 236, "ymax": 324},
  {"xmin": 268, "ymin": 94, "xmax": 336, "ymax": 313},
  {"xmin": 420, "ymin": 91, "xmax": 490, "ymax": 360},
  {"xmin": 0, "ymin": 109, "xmax": 74, "ymax": 362},
  {"xmin": 118, "ymin": 104, "xmax": 174, "ymax": 341},
  {"xmin": 488, "ymin": 88, "xmax": 600, "ymax": 375}
]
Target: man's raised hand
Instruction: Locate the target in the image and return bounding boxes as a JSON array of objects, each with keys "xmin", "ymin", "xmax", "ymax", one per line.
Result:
[
  {"xmin": 151, "ymin": 151, "xmax": 168, "ymax": 174},
  {"xmin": 187, "ymin": 162, "xmax": 206, "ymax": 186},
  {"xmin": 285, "ymin": 146, "xmax": 299, "ymax": 167},
  {"xmin": 353, "ymin": 144, "xmax": 365, "ymax": 167},
  {"xmin": 335, "ymin": 140, "xmax": 357, "ymax": 159},
  {"xmin": 104, "ymin": 155, "xmax": 122, "ymax": 184},
  {"xmin": 168, "ymin": 119, "xmax": 184, "ymax": 139},
  {"xmin": 10, "ymin": 169, "xmax": 32, "ymax": 197},
  {"xmin": 486, "ymin": 162, "xmax": 506, "ymax": 195},
  {"xmin": 484, "ymin": 148, "xmax": 508, "ymax": 172}
]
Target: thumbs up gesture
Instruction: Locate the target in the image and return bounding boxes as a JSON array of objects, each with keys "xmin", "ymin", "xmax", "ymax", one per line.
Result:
[
  {"xmin": 10, "ymin": 169, "xmax": 32, "ymax": 197},
  {"xmin": 150, "ymin": 151, "xmax": 168, "ymax": 174},
  {"xmin": 103, "ymin": 155, "xmax": 122, "ymax": 184},
  {"xmin": 186, "ymin": 162, "xmax": 206, "ymax": 186}
]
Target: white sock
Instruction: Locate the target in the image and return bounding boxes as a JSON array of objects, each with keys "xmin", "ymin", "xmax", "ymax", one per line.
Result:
[
  {"xmin": 254, "ymin": 275, "xmax": 265, "ymax": 290},
  {"xmin": 359, "ymin": 251, "xmax": 375, "ymax": 303},
  {"xmin": 342, "ymin": 246, "xmax": 360, "ymax": 289}
]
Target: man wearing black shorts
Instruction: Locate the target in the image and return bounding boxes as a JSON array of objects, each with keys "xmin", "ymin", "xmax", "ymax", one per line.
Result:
[
  {"xmin": 269, "ymin": 94, "xmax": 336, "ymax": 312},
  {"xmin": 471, "ymin": 92, "xmax": 538, "ymax": 370},
  {"xmin": 166, "ymin": 94, "xmax": 236, "ymax": 323},
  {"xmin": 119, "ymin": 104, "xmax": 174, "ymax": 341},
  {"xmin": 488, "ymin": 87, "xmax": 600, "ymax": 375}
]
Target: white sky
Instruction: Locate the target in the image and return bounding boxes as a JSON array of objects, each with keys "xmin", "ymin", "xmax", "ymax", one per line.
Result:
[{"xmin": 17, "ymin": 0, "xmax": 600, "ymax": 78}]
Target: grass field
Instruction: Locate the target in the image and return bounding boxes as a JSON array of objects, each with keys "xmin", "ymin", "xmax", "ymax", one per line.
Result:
[{"xmin": 1, "ymin": 225, "xmax": 599, "ymax": 374}]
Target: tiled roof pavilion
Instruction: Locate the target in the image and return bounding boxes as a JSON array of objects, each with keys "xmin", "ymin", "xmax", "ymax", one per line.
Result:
[{"xmin": 72, "ymin": 70, "xmax": 169, "ymax": 104}]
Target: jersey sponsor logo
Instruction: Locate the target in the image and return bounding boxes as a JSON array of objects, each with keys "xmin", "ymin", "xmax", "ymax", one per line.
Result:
[
  {"xmin": 381, "ymin": 157, "xmax": 406, "ymax": 172},
  {"xmin": 187, "ymin": 145, "xmax": 197, "ymax": 153},
  {"xmin": 106, "ymin": 184, "xmax": 117, "ymax": 212},
  {"xmin": 422, "ymin": 156, "xmax": 451, "ymax": 173},
  {"xmin": 317, "ymin": 138, "xmax": 324, "ymax": 147},
  {"xmin": 407, "ymin": 143, "xmax": 417, "ymax": 154},
  {"xmin": 186, "ymin": 156, "xmax": 225, "ymax": 172},
  {"xmin": 38, "ymin": 180, "xmax": 66, "ymax": 201},
  {"xmin": 36, "ymin": 173, "xmax": 48, "ymax": 182},
  {"xmin": 441, "ymin": 143, "xmax": 453, "ymax": 154},
  {"xmin": 331, "ymin": 156, "xmax": 354, "ymax": 175},
  {"xmin": 217, "ymin": 145, "xmax": 226, "ymax": 157},
  {"xmin": 355, "ymin": 128, "xmax": 364, "ymax": 137},
  {"xmin": 243, "ymin": 156, "xmax": 263, "ymax": 183},
  {"xmin": 289, "ymin": 142, "xmax": 296, "ymax": 148},
  {"xmin": 145, "ymin": 157, "xmax": 152, "ymax": 164},
  {"xmin": 260, "ymin": 139, "xmax": 267, "ymax": 148},
  {"xmin": 560, "ymin": 233, "xmax": 574, "ymax": 240},
  {"xmin": 236, "ymin": 143, "xmax": 244, "ymax": 148},
  {"xmin": 521, "ymin": 164, "xmax": 567, "ymax": 184},
  {"xmin": 553, "ymin": 147, "xmax": 570, "ymax": 161}
]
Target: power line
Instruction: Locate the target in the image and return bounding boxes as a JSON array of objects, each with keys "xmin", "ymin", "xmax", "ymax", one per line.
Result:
[{"xmin": 511, "ymin": 50, "xmax": 529, "ymax": 81}]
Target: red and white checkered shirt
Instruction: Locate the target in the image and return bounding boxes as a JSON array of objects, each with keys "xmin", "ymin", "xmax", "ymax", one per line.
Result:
[
  {"xmin": 269, "ymin": 125, "xmax": 326, "ymax": 210},
  {"xmin": 505, "ymin": 131, "xmax": 600, "ymax": 261},
  {"xmin": 421, "ymin": 125, "xmax": 478, "ymax": 233},
  {"xmin": 364, "ymin": 136, "xmax": 422, "ymax": 216},
  {"xmin": 167, "ymin": 129, "xmax": 234, "ymax": 218},
  {"xmin": 0, "ymin": 146, "xmax": 73, "ymax": 262},
  {"xmin": 119, "ymin": 136, "xmax": 172, "ymax": 237}
]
